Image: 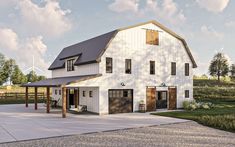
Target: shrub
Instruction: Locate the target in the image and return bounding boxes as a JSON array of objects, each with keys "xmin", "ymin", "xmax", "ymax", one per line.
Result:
[
  {"xmin": 183, "ymin": 100, "xmax": 214, "ymax": 111},
  {"xmin": 199, "ymin": 114, "xmax": 235, "ymax": 132}
]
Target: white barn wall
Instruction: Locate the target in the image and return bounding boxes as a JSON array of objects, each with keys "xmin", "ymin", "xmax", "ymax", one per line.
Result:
[
  {"xmin": 68, "ymin": 22, "xmax": 194, "ymax": 114},
  {"xmin": 52, "ymin": 62, "xmax": 99, "ymax": 78}
]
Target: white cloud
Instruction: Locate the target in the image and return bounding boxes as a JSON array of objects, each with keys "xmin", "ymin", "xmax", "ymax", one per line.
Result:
[
  {"xmin": 196, "ymin": 0, "xmax": 230, "ymax": 13},
  {"xmin": 225, "ymin": 21, "xmax": 235, "ymax": 28},
  {"xmin": 18, "ymin": 0, "xmax": 72, "ymax": 37},
  {"xmin": 108, "ymin": 0, "xmax": 186, "ymax": 25},
  {"xmin": 145, "ymin": 0, "xmax": 186, "ymax": 24},
  {"xmin": 0, "ymin": 28, "xmax": 18, "ymax": 50},
  {"xmin": 0, "ymin": 28, "xmax": 50, "ymax": 77},
  {"xmin": 108, "ymin": 0, "xmax": 139, "ymax": 13},
  {"xmin": 200, "ymin": 25, "xmax": 224, "ymax": 40}
]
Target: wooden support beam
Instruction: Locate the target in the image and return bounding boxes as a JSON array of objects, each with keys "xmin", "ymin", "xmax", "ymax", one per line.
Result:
[
  {"xmin": 74, "ymin": 89, "xmax": 78, "ymax": 108},
  {"xmin": 34, "ymin": 87, "xmax": 38, "ymax": 110},
  {"xmin": 46, "ymin": 87, "xmax": 50, "ymax": 113},
  {"xmin": 25, "ymin": 87, "xmax": 28, "ymax": 107},
  {"xmin": 62, "ymin": 87, "xmax": 67, "ymax": 118}
]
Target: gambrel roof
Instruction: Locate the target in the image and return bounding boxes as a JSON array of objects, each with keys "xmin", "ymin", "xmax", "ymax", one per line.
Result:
[{"xmin": 49, "ymin": 20, "xmax": 197, "ymax": 70}]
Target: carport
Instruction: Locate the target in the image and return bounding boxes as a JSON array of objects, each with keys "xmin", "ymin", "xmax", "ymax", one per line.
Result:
[{"xmin": 22, "ymin": 74, "xmax": 101, "ymax": 118}]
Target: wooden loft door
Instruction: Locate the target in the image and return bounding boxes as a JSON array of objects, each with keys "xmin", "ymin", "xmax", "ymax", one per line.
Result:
[
  {"xmin": 146, "ymin": 87, "xmax": 156, "ymax": 112},
  {"xmin": 168, "ymin": 87, "xmax": 177, "ymax": 110}
]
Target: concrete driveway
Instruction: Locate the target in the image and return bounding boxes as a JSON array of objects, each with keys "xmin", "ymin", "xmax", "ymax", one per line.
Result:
[{"xmin": 0, "ymin": 104, "xmax": 189, "ymax": 143}]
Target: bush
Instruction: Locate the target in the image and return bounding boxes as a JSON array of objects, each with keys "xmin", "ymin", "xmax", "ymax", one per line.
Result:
[
  {"xmin": 183, "ymin": 100, "xmax": 213, "ymax": 111},
  {"xmin": 199, "ymin": 114, "xmax": 235, "ymax": 132}
]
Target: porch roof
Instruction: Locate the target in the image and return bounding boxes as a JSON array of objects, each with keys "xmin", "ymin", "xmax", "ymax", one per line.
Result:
[{"xmin": 22, "ymin": 74, "xmax": 101, "ymax": 87}]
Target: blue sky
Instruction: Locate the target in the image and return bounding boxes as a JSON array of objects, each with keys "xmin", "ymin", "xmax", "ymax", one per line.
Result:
[{"xmin": 0, "ymin": 0, "xmax": 234, "ymax": 77}]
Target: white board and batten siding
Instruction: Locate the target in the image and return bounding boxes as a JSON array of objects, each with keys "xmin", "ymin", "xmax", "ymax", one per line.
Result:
[
  {"xmin": 68, "ymin": 22, "xmax": 194, "ymax": 115},
  {"xmin": 51, "ymin": 87, "xmax": 99, "ymax": 114},
  {"xmin": 52, "ymin": 61, "xmax": 99, "ymax": 78}
]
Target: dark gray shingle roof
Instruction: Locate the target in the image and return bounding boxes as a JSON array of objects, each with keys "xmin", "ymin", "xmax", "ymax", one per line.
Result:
[
  {"xmin": 48, "ymin": 30, "xmax": 118, "ymax": 70},
  {"xmin": 22, "ymin": 74, "xmax": 101, "ymax": 87}
]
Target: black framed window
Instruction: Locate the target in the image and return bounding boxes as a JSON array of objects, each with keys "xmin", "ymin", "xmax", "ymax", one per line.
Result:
[
  {"xmin": 125, "ymin": 59, "xmax": 131, "ymax": 74},
  {"xmin": 89, "ymin": 91, "xmax": 93, "ymax": 97},
  {"xmin": 185, "ymin": 90, "xmax": 189, "ymax": 98},
  {"xmin": 150, "ymin": 61, "xmax": 155, "ymax": 75},
  {"xmin": 59, "ymin": 90, "xmax": 61, "ymax": 95},
  {"xmin": 55, "ymin": 89, "xmax": 57, "ymax": 95},
  {"xmin": 67, "ymin": 59, "xmax": 75, "ymax": 71},
  {"xmin": 106, "ymin": 57, "xmax": 112, "ymax": 73},
  {"xmin": 185, "ymin": 63, "xmax": 189, "ymax": 76},
  {"xmin": 171, "ymin": 62, "xmax": 176, "ymax": 75},
  {"xmin": 108, "ymin": 89, "xmax": 133, "ymax": 98},
  {"xmin": 82, "ymin": 91, "xmax": 86, "ymax": 97}
]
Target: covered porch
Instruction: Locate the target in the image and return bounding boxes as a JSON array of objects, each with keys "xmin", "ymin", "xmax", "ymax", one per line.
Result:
[{"xmin": 22, "ymin": 74, "xmax": 100, "ymax": 118}]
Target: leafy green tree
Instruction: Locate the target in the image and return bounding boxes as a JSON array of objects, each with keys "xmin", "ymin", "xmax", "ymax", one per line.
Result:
[
  {"xmin": 26, "ymin": 70, "xmax": 38, "ymax": 82},
  {"xmin": 11, "ymin": 65, "xmax": 27, "ymax": 84},
  {"xmin": 230, "ymin": 64, "xmax": 235, "ymax": 80},
  {"xmin": 0, "ymin": 53, "xmax": 6, "ymax": 85},
  {"xmin": 37, "ymin": 75, "xmax": 46, "ymax": 81},
  {"xmin": 1, "ymin": 58, "xmax": 16, "ymax": 84},
  {"xmin": 209, "ymin": 53, "xmax": 229, "ymax": 82}
]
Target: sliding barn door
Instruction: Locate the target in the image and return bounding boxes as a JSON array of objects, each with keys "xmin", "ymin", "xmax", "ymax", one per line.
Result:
[
  {"xmin": 146, "ymin": 87, "xmax": 156, "ymax": 112},
  {"xmin": 168, "ymin": 87, "xmax": 177, "ymax": 110}
]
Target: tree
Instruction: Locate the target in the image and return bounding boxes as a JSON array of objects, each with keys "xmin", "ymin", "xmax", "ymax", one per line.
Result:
[
  {"xmin": 2, "ymin": 59, "xmax": 16, "ymax": 84},
  {"xmin": 37, "ymin": 75, "xmax": 46, "ymax": 81},
  {"xmin": 209, "ymin": 53, "xmax": 229, "ymax": 82},
  {"xmin": 11, "ymin": 65, "xmax": 27, "ymax": 84},
  {"xmin": 230, "ymin": 64, "xmax": 235, "ymax": 80},
  {"xmin": 26, "ymin": 70, "xmax": 38, "ymax": 82},
  {"xmin": 0, "ymin": 53, "xmax": 6, "ymax": 85}
]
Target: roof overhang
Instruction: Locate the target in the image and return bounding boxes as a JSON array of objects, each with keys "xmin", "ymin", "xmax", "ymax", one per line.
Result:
[{"xmin": 21, "ymin": 74, "xmax": 101, "ymax": 87}]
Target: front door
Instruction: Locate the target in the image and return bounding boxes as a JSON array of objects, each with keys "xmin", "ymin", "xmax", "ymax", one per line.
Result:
[
  {"xmin": 69, "ymin": 89, "xmax": 74, "ymax": 106},
  {"xmin": 146, "ymin": 87, "xmax": 156, "ymax": 112},
  {"xmin": 156, "ymin": 91, "xmax": 167, "ymax": 109},
  {"xmin": 168, "ymin": 87, "xmax": 177, "ymax": 110}
]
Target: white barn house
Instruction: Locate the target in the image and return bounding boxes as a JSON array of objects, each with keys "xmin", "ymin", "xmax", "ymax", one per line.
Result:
[{"xmin": 24, "ymin": 20, "xmax": 197, "ymax": 117}]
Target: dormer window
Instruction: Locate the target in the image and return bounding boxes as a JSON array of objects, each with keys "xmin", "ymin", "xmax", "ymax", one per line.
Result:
[
  {"xmin": 67, "ymin": 59, "xmax": 75, "ymax": 71},
  {"xmin": 146, "ymin": 30, "xmax": 159, "ymax": 45}
]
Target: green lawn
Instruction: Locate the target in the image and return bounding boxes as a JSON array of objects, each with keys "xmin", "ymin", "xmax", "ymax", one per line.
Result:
[{"xmin": 152, "ymin": 98, "xmax": 235, "ymax": 132}]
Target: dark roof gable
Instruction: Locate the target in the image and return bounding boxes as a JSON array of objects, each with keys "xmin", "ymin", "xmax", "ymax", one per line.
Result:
[
  {"xmin": 48, "ymin": 30, "xmax": 118, "ymax": 70},
  {"xmin": 49, "ymin": 20, "xmax": 197, "ymax": 70}
]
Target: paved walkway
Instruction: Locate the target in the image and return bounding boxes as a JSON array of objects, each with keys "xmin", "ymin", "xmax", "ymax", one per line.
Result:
[{"xmin": 0, "ymin": 104, "xmax": 189, "ymax": 143}]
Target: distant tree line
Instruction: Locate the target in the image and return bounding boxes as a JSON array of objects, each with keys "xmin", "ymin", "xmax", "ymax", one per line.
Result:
[{"xmin": 0, "ymin": 53, "xmax": 46, "ymax": 85}]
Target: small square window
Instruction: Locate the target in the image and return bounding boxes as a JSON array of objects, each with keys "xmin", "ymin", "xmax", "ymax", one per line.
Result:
[
  {"xmin": 89, "ymin": 91, "xmax": 93, "ymax": 97},
  {"xmin": 82, "ymin": 91, "xmax": 86, "ymax": 97},
  {"xmin": 185, "ymin": 90, "xmax": 189, "ymax": 98}
]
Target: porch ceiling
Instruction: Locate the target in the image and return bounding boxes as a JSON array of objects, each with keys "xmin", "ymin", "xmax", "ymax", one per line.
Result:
[{"xmin": 21, "ymin": 74, "xmax": 101, "ymax": 87}]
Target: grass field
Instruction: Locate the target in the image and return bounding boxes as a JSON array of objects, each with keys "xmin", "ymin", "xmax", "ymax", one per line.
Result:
[{"xmin": 153, "ymin": 79, "xmax": 235, "ymax": 132}]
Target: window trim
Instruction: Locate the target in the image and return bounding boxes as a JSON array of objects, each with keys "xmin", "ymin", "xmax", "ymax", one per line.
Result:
[
  {"xmin": 125, "ymin": 59, "xmax": 132, "ymax": 74},
  {"xmin": 106, "ymin": 57, "xmax": 113, "ymax": 73},
  {"xmin": 171, "ymin": 62, "xmax": 176, "ymax": 76},
  {"xmin": 185, "ymin": 90, "xmax": 190, "ymax": 98},
  {"xmin": 185, "ymin": 63, "xmax": 190, "ymax": 76},
  {"xmin": 67, "ymin": 59, "xmax": 75, "ymax": 72},
  {"xmin": 150, "ymin": 61, "xmax": 155, "ymax": 75}
]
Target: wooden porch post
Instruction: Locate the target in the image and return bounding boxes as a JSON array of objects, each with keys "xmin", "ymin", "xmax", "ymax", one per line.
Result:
[
  {"xmin": 74, "ymin": 88, "xmax": 78, "ymax": 108},
  {"xmin": 62, "ymin": 86, "xmax": 67, "ymax": 118},
  {"xmin": 25, "ymin": 87, "xmax": 28, "ymax": 107},
  {"xmin": 46, "ymin": 87, "xmax": 50, "ymax": 113},
  {"xmin": 34, "ymin": 87, "xmax": 38, "ymax": 110}
]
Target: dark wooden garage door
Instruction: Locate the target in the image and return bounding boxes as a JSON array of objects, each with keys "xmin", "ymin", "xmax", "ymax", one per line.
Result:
[{"xmin": 109, "ymin": 89, "xmax": 133, "ymax": 114}]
